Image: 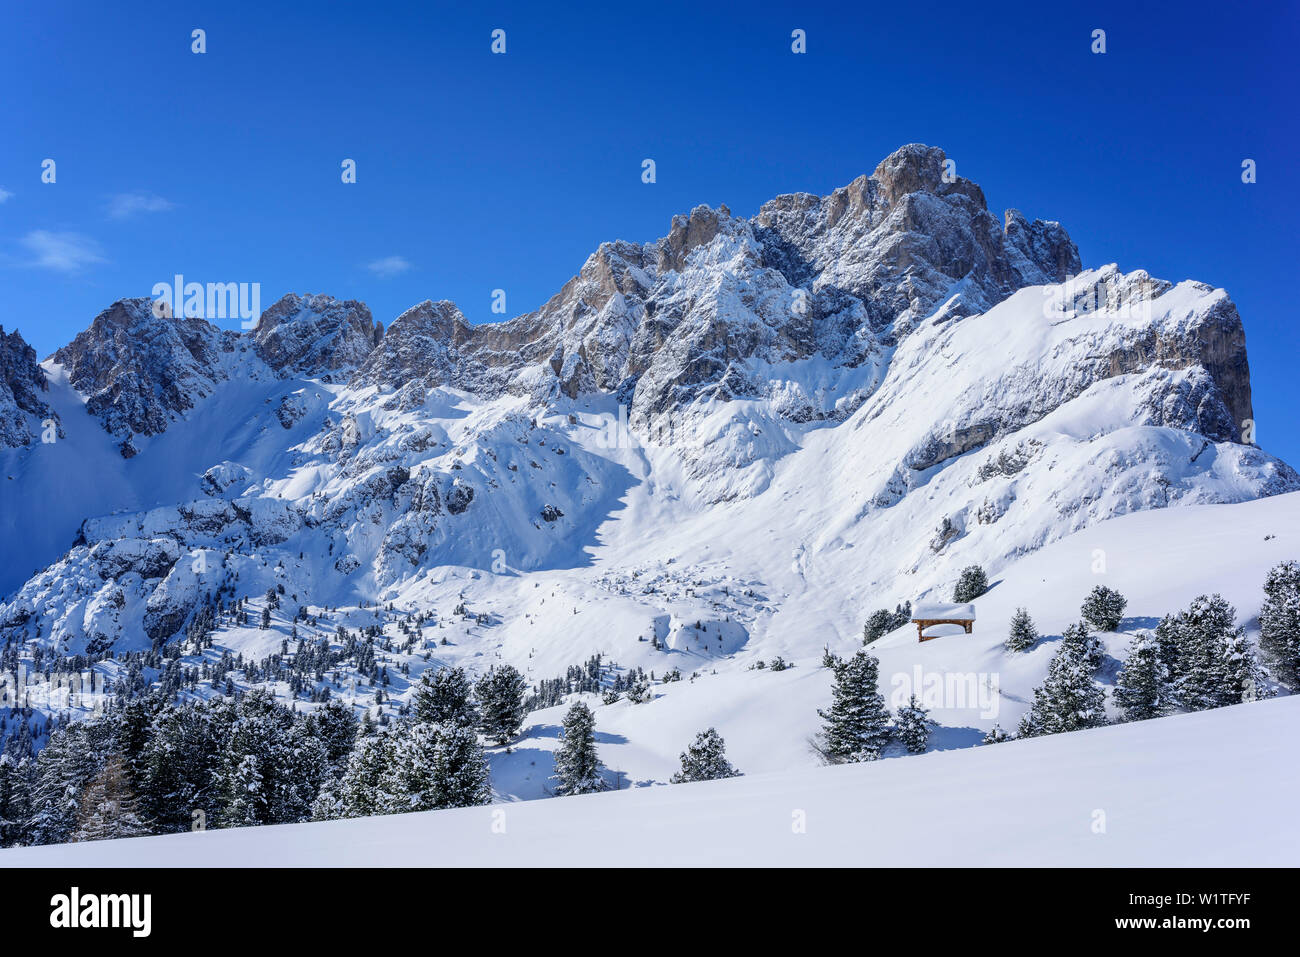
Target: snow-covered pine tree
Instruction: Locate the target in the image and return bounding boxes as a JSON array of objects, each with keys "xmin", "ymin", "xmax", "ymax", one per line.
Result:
[
  {"xmin": 1152, "ymin": 612, "xmax": 1184, "ymax": 678},
  {"xmin": 1060, "ymin": 621, "xmax": 1104, "ymax": 673},
  {"xmin": 552, "ymin": 701, "xmax": 603, "ymax": 795},
  {"xmin": 213, "ymin": 689, "xmax": 326, "ymax": 827},
  {"xmin": 27, "ymin": 717, "xmax": 118, "ymax": 846},
  {"xmin": 303, "ymin": 699, "xmax": 358, "ymax": 778},
  {"xmin": 670, "ymin": 728, "xmax": 741, "ymax": 783},
  {"xmin": 1005, "ymin": 607, "xmax": 1038, "ymax": 652},
  {"xmin": 413, "ymin": 666, "xmax": 479, "ymax": 727},
  {"xmin": 0, "ymin": 754, "xmax": 35, "ymax": 847},
  {"xmin": 863, "ymin": 606, "xmax": 909, "ymax": 644},
  {"xmin": 429, "ymin": 724, "xmax": 491, "ymax": 808},
  {"xmin": 1018, "ymin": 633, "xmax": 1107, "ymax": 738},
  {"xmin": 894, "ymin": 694, "xmax": 932, "ymax": 754},
  {"xmin": 979, "ymin": 725, "xmax": 1011, "ymax": 745},
  {"xmin": 1081, "ymin": 585, "xmax": 1128, "ymax": 631},
  {"xmin": 475, "ymin": 665, "xmax": 527, "ymax": 746},
  {"xmin": 953, "ymin": 565, "xmax": 989, "ymax": 603},
  {"xmin": 1174, "ymin": 594, "xmax": 1266, "ymax": 711},
  {"xmin": 334, "ymin": 732, "xmax": 397, "ymax": 818},
  {"xmin": 1260, "ymin": 560, "xmax": 1300, "ymax": 688},
  {"xmin": 1113, "ymin": 631, "xmax": 1171, "ymax": 722},
  {"xmin": 71, "ymin": 753, "xmax": 150, "ymax": 842},
  {"xmin": 625, "ymin": 676, "xmax": 652, "ymax": 703},
  {"xmin": 140, "ymin": 700, "xmax": 223, "ymax": 833},
  {"xmin": 816, "ymin": 650, "xmax": 892, "ymax": 762}
]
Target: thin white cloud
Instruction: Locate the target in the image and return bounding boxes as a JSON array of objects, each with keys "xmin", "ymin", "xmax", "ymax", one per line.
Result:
[
  {"xmin": 0, "ymin": 187, "xmax": 12, "ymax": 203},
  {"xmin": 366, "ymin": 255, "xmax": 412, "ymax": 279},
  {"xmin": 106, "ymin": 192, "xmax": 175, "ymax": 219},
  {"xmin": 20, "ymin": 230, "xmax": 107, "ymax": 272}
]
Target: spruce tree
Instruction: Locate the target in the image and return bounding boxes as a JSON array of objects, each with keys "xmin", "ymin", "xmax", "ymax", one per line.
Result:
[
  {"xmin": 27, "ymin": 718, "xmax": 118, "ymax": 846},
  {"xmin": 333, "ymin": 732, "xmax": 396, "ymax": 818},
  {"xmin": 413, "ymin": 666, "xmax": 479, "ymax": 727},
  {"xmin": 552, "ymin": 701, "xmax": 603, "ymax": 795},
  {"xmin": 1005, "ymin": 607, "xmax": 1038, "ymax": 652},
  {"xmin": 140, "ymin": 701, "xmax": 222, "ymax": 833},
  {"xmin": 429, "ymin": 724, "xmax": 491, "ymax": 808},
  {"xmin": 1018, "ymin": 633, "xmax": 1107, "ymax": 738},
  {"xmin": 953, "ymin": 565, "xmax": 989, "ymax": 602},
  {"xmin": 304, "ymin": 699, "xmax": 358, "ymax": 777},
  {"xmin": 1260, "ymin": 560, "xmax": 1300, "ymax": 688},
  {"xmin": 817, "ymin": 650, "xmax": 892, "ymax": 762},
  {"xmin": 72, "ymin": 753, "xmax": 150, "ymax": 842},
  {"xmin": 1060, "ymin": 621, "xmax": 1104, "ymax": 672},
  {"xmin": 475, "ymin": 665, "xmax": 527, "ymax": 746},
  {"xmin": 980, "ymin": 724, "xmax": 1010, "ymax": 745},
  {"xmin": 1174, "ymin": 594, "xmax": 1265, "ymax": 711},
  {"xmin": 0, "ymin": 755, "xmax": 35, "ymax": 847},
  {"xmin": 1081, "ymin": 585, "xmax": 1127, "ymax": 631},
  {"xmin": 670, "ymin": 728, "xmax": 741, "ymax": 783},
  {"xmin": 1113, "ymin": 631, "xmax": 1170, "ymax": 722},
  {"xmin": 894, "ymin": 694, "xmax": 932, "ymax": 754}
]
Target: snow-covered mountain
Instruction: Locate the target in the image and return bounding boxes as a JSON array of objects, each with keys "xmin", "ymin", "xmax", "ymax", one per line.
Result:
[{"xmin": 1, "ymin": 143, "xmax": 1296, "ymax": 795}]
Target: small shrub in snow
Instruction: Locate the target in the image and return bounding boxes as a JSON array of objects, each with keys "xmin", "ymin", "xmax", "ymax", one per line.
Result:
[{"xmin": 979, "ymin": 724, "xmax": 1011, "ymax": 745}]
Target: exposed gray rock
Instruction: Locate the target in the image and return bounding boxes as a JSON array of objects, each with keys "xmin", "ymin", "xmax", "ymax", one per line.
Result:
[{"xmin": 0, "ymin": 325, "xmax": 57, "ymax": 448}]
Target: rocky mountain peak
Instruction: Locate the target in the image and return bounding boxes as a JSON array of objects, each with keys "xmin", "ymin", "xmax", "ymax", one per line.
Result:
[
  {"xmin": 0, "ymin": 325, "xmax": 57, "ymax": 448},
  {"xmin": 50, "ymin": 298, "xmax": 239, "ymax": 446},
  {"xmin": 253, "ymin": 293, "xmax": 382, "ymax": 381}
]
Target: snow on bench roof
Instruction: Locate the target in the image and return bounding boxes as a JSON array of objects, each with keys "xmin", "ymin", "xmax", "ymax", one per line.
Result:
[{"xmin": 912, "ymin": 602, "xmax": 976, "ymax": 620}]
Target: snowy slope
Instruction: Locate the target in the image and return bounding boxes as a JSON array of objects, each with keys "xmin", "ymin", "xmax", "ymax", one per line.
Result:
[{"xmin": 7, "ymin": 694, "xmax": 1297, "ymax": 866}]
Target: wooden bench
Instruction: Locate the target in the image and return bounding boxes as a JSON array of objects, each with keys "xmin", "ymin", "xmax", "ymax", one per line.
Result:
[{"xmin": 912, "ymin": 617, "xmax": 974, "ymax": 642}]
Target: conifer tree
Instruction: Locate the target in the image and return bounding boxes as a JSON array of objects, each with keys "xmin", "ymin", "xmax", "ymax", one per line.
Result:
[
  {"xmin": 1060, "ymin": 621, "xmax": 1104, "ymax": 672},
  {"xmin": 0, "ymin": 755, "xmax": 35, "ymax": 847},
  {"xmin": 1260, "ymin": 560, "xmax": 1300, "ymax": 688},
  {"xmin": 1113, "ymin": 631, "xmax": 1171, "ymax": 722},
  {"xmin": 1081, "ymin": 585, "xmax": 1127, "ymax": 631},
  {"xmin": 1018, "ymin": 633, "xmax": 1107, "ymax": 738},
  {"xmin": 670, "ymin": 728, "xmax": 741, "ymax": 783},
  {"xmin": 1005, "ymin": 607, "xmax": 1038, "ymax": 652},
  {"xmin": 894, "ymin": 694, "xmax": 933, "ymax": 754},
  {"xmin": 27, "ymin": 718, "xmax": 117, "ymax": 846},
  {"xmin": 1174, "ymin": 594, "xmax": 1265, "ymax": 711},
  {"xmin": 980, "ymin": 724, "xmax": 1010, "ymax": 745},
  {"xmin": 817, "ymin": 650, "xmax": 892, "ymax": 762},
  {"xmin": 952, "ymin": 565, "xmax": 989, "ymax": 603},
  {"xmin": 475, "ymin": 665, "xmax": 527, "ymax": 746},
  {"xmin": 430, "ymin": 724, "xmax": 492, "ymax": 808},
  {"xmin": 304, "ymin": 699, "xmax": 358, "ymax": 777},
  {"xmin": 140, "ymin": 700, "xmax": 222, "ymax": 833},
  {"xmin": 413, "ymin": 666, "xmax": 479, "ymax": 728},
  {"xmin": 332, "ymin": 733, "xmax": 396, "ymax": 818},
  {"xmin": 552, "ymin": 701, "xmax": 603, "ymax": 795},
  {"xmin": 72, "ymin": 753, "xmax": 150, "ymax": 842}
]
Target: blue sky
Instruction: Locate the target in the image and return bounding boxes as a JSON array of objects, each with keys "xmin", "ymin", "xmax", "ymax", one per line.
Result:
[{"xmin": 2, "ymin": 1, "xmax": 1297, "ymax": 460}]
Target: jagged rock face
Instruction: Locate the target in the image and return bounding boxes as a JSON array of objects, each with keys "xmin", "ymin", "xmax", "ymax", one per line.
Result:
[
  {"xmin": 50, "ymin": 298, "xmax": 240, "ymax": 440},
  {"xmin": 253, "ymin": 294, "xmax": 382, "ymax": 381},
  {"xmin": 353, "ymin": 144, "xmax": 1080, "ymax": 428},
  {"xmin": 0, "ymin": 326, "xmax": 56, "ymax": 448},
  {"xmin": 4, "ymin": 141, "xmax": 1290, "ymax": 656}
]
